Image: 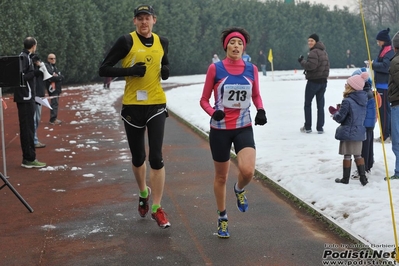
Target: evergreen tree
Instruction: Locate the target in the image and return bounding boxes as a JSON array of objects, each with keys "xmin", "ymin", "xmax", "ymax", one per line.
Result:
[{"xmin": 0, "ymin": 0, "xmax": 382, "ymax": 83}]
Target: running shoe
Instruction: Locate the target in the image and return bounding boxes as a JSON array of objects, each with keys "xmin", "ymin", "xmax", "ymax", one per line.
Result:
[
  {"xmin": 374, "ymin": 137, "xmax": 391, "ymax": 143},
  {"xmin": 34, "ymin": 142, "xmax": 46, "ymax": 148},
  {"xmin": 21, "ymin": 159, "xmax": 46, "ymax": 169},
  {"xmin": 49, "ymin": 119, "xmax": 62, "ymax": 125},
  {"xmin": 385, "ymin": 175, "xmax": 399, "ymax": 181},
  {"xmin": 151, "ymin": 207, "xmax": 171, "ymax": 228},
  {"xmin": 234, "ymin": 183, "xmax": 248, "ymax": 212},
  {"xmin": 300, "ymin": 127, "xmax": 312, "ymax": 133},
  {"xmin": 217, "ymin": 218, "xmax": 230, "ymax": 238},
  {"xmin": 138, "ymin": 187, "xmax": 151, "ymax": 217}
]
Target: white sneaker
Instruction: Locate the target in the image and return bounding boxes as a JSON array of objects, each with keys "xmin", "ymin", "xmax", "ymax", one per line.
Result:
[{"xmin": 374, "ymin": 136, "xmax": 391, "ymax": 143}]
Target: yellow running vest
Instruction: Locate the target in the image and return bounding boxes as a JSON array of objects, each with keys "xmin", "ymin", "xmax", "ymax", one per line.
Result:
[{"xmin": 121, "ymin": 32, "xmax": 166, "ymax": 105}]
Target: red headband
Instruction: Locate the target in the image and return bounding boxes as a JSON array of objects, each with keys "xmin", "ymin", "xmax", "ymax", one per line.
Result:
[{"xmin": 223, "ymin": 32, "xmax": 246, "ymax": 50}]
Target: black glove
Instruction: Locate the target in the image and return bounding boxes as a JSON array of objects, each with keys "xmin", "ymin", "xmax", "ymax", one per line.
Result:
[
  {"xmin": 212, "ymin": 110, "xmax": 225, "ymax": 121},
  {"xmin": 255, "ymin": 109, "xmax": 267, "ymax": 125},
  {"xmin": 31, "ymin": 54, "xmax": 40, "ymax": 63},
  {"xmin": 127, "ymin": 62, "xmax": 146, "ymax": 77},
  {"xmin": 298, "ymin": 55, "xmax": 304, "ymax": 63},
  {"xmin": 161, "ymin": 65, "xmax": 169, "ymax": 80}
]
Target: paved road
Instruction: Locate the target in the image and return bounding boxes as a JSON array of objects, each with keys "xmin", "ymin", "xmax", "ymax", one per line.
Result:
[{"xmin": 0, "ymin": 87, "xmax": 352, "ymax": 265}]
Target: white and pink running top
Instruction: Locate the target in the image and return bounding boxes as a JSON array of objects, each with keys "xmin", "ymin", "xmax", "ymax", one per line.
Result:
[{"xmin": 200, "ymin": 58, "xmax": 264, "ymax": 130}]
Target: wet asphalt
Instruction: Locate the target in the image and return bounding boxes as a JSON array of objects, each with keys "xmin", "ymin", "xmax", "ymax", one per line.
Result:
[{"xmin": 0, "ymin": 88, "xmax": 353, "ymax": 266}]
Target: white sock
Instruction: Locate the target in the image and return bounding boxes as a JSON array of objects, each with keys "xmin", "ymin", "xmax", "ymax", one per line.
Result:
[
  {"xmin": 235, "ymin": 183, "xmax": 244, "ymax": 192},
  {"xmin": 219, "ymin": 214, "xmax": 228, "ymax": 219}
]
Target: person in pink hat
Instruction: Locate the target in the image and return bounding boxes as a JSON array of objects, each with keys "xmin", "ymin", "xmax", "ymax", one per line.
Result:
[{"xmin": 329, "ymin": 72, "xmax": 369, "ymax": 186}]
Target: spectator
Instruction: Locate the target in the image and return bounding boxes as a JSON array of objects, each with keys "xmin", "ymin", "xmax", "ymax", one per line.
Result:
[
  {"xmin": 242, "ymin": 51, "xmax": 251, "ymax": 62},
  {"xmin": 329, "ymin": 72, "xmax": 369, "ymax": 186},
  {"xmin": 15, "ymin": 37, "xmax": 46, "ymax": 168},
  {"xmin": 102, "ymin": 46, "xmax": 113, "ymax": 89},
  {"xmin": 45, "ymin": 53, "xmax": 64, "ymax": 125},
  {"xmin": 350, "ymin": 68, "xmax": 376, "ymax": 179},
  {"xmin": 257, "ymin": 50, "xmax": 267, "ymax": 76},
  {"xmin": 200, "ymin": 27, "xmax": 267, "ymax": 238},
  {"xmin": 370, "ymin": 28, "xmax": 395, "ymax": 143},
  {"xmin": 212, "ymin": 54, "xmax": 220, "ymax": 63},
  {"xmin": 31, "ymin": 54, "xmax": 46, "ymax": 148},
  {"xmin": 387, "ymin": 30, "xmax": 399, "ymax": 180},
  {"xmin": 103, "ymin": 77, "xmax": 112, "ymax": 89},
  {"xmin": 298, "ymin": 33, "xmax": 330, "ymax": 134},
  {"xmin": 99, "ymin": 4, "xmax": 171, "ymax": 228},
  {"xmin": 346, "ymin": 49, "xmax": 356, "ymax": 68}
]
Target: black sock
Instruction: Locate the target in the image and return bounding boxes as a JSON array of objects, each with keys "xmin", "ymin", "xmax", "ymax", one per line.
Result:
[{"xmin": 218, "ymin": 209, "xmax": 227, "ymax": 219}]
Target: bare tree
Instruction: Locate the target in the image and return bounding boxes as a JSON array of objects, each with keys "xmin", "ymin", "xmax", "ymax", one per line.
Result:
[
  {"xmin": 360, "ymin": 0, "xmax": 399, "ymax": 25},
  {"xmin": 385, "ymin": 0, "xmax": 399, "ymax": 24}
]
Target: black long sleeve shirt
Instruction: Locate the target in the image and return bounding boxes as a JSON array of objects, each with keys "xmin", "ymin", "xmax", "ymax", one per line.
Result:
[{"xmin": 99, "ymin": 32, "xmax": 169, "ymax": 77}]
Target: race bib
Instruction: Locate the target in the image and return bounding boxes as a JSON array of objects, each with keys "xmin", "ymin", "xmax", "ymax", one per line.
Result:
[
  {"xmin": 137, "ymin": 90, "xmax": 148, "ymax": 101},
  {"xmin": 222, "ymin": 84, "xmax": 252, "ymax": 109}
]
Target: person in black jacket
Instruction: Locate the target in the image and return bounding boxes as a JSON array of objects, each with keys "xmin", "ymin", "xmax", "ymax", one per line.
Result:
[
  {"xmin": 15, "ymin": 37, "xmax": 46, "ymax": 168},
  {"xmin": 45, "ymin": 53, "xmax": 64, "ymax": 125},
  {"xmin": 257, "ymin": 50, "xmax": 267, "ymax": 76},
  {"xmin": 31, "ymin": 54, "xmax": 46, "ymax": 148}
]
